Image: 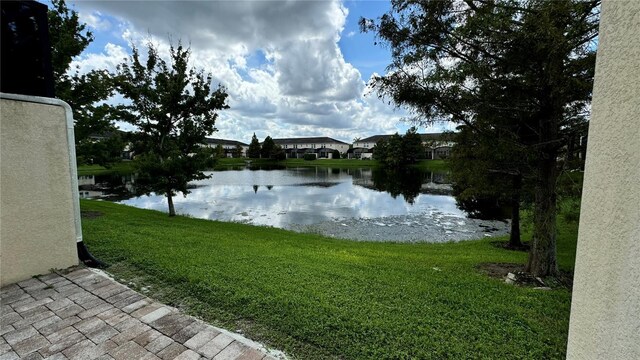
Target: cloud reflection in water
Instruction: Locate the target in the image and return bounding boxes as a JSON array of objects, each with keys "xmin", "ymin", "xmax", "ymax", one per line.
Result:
[{"xmin": 120, "ymin": 168, "xmax": 464, "ymax": 229}]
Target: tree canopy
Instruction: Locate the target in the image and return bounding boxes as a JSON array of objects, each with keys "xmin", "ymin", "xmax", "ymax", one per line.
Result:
[
  {"xmin": 260, "ymin": 136, "xmax": 276, "ymax": 159},
  {"xmin": 48, "ymin": 0, "xmax": 117, "ymax": 165},
  {"xmin": 248, "ymin": 133, "xmax": 261, "ymax": 159},
  {"xmin": 362, "ymin": 0, "xmax": 599, "ymax": 276},
  {"xmin": 114, "ymin": 42, "xmax": 228, "ymax": 216},
  {"xmin": 373, "ymin": 127, "xmax": 426, "ymax": 167},
  {"xmin": 450, "ymin": 124, "xmax": 531, "ymax": 247}
]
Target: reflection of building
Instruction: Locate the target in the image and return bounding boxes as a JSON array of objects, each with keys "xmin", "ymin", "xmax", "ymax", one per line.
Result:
[
  {"xmin": 77, "ymin": 174, "xmax": 136, "ymax": 199},
  {"xmin": 204, "ymin": 138, "xmax": 249, "ymax": 157},
  {"xmin": 353, "ymin": 133, "xmax": 455, "ymax": 160},
  {"xmin": 272, "ymin": 137, "xmax": 350, "ymax": 159}
]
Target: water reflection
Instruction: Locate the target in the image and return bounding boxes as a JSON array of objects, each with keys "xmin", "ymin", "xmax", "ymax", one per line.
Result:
[
  {"xmin": 78, "ymin": 166, "xmax": 516, "ymax": 241},
  {"xmin": 78, "ymin": 174, "xmax": 135, "ymax": 200},
  {"xmin": 94, "ymin": 167, "xmax": 462, "ymax": 228}
]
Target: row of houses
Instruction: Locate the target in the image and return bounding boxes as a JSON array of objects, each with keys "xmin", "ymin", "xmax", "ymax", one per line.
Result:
[
  {"xmin": 204, "ymin": 133, "xmax": 454, "ymax": 159},
  {"xmin": 352, "ymin": 133, "xmax": 454, "ymax": 160}
]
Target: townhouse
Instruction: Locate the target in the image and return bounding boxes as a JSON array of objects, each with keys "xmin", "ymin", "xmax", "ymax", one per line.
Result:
[
  {"xmin": 351, "ymin": 133, "xmax": 455, "ymax": 160},
  {"xmin": 271, "ymin": 137, "xmax": 350, "ymax": 159},
  {"xmin": 204, "ymin": 138, "xmax": 249, "ymax": 158}
]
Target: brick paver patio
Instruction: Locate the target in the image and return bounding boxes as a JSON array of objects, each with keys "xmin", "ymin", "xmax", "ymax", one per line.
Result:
[{"xmin": 0, "ymin": 268, "xmax": 283, "ymax": 360}]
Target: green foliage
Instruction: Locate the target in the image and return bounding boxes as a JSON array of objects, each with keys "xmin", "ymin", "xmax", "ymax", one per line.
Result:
[
  {"xmin": 76, "ymin": 132, "xmax": 126, "ymax": 166},
  {"xmin": 374, "ymin": 128, "xmax": 425, "ymax": 168},
  {"xmin": 372, "ymin": 138, "xmax": 388, "ymax": 162},
  {"xmin": 48, "ymin": 0, "xmax": 91, "ymax": 80},
  {"xmin": 114, "ymin": 42, "xmax": 228, "ymax": 215},
  {"xmin": 248, "ymin": 133, "xmax": 261, "ymax": 158},
  {"xmin": 77, "ymin": 161, "xmax": 135, "ymax": 176},
  {"xmin": 362, "ymin": 0, "xmax": 599, "ymax": 276},
  {"xmin": 214, "ymin": 144, "xmax": 225, "ymax": 159},
  {"xmin": 303, "ymin": 153, "xmax": 317, "ymax": 161},
  {"xmin": 402, "ymin": 127, "xmax": 424, "ymax": 162},
  {"xmin": 272, "ymin": 145, "xmax": 286, "ymax": 161},
  {"xmin": 450, "ymin": 126, "xmax": 527, "ymax": 215},
  {"xmin": 233, "ymin": 144, "xmax": 244, "ymax": 158},
  {"xmin": 260, "ymin": 136, "xmax": 276, "ymax": 159},
  {"xmin": 48, "ymin": 0, "xmax": 118, "ymax": 165},
  {"xmin": 82, "ymin": 199, "xmax": 578, "ymax": 359}
]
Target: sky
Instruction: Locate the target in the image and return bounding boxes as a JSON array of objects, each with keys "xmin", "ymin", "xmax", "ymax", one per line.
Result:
[{"xmin": 60, "ymin": 0, "xmax": 453, "ymax": 144}]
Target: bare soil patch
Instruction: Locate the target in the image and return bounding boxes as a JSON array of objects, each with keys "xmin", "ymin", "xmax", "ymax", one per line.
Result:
[
  {"xmin": 81, "ymin": 210, "xmax": 104, "ymax": 219},
  {"xmin": 491, "ymin": 241, "xmax": 530, "ymax": 252},
  {"xmin": 476, "ymin": 262, "xmax": 574, "ymax": 290}
]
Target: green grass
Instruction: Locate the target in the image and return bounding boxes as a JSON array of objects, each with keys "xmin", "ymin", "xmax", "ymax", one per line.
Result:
[
  {"xmin": 77, "ymin": 158, "xmax": 448, "ymax": 174},
  {"xmin": 82, "ymin": 200, "xmax": 577, "ymax": 359},
  {"xmin": 77, "ymin": 161, "xmax": 135, "ymax": 176},
  {"xmin": 216, "ymin": 157, "xmax": 449, "ymax": 171},
  {"xmin": 414, "ymin": 159, "xmax": 449, "ymax": 172},
  {"xmin": 215, "ymin": 157, "xmax": 381, "ymax": 168}
]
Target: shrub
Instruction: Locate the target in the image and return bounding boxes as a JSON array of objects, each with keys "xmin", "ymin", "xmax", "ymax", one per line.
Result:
[{"xmin": 303, "ymin": 153, "xmax": 317, "ymax": 161}]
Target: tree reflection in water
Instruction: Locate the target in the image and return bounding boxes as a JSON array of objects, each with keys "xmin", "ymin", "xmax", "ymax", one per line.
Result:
[{"xmin": 370, "ymin": 167, "xmax": 426, "ymax": 205}]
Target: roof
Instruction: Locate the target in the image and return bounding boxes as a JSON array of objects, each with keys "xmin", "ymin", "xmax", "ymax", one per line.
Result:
[
  {"xmin": 204, "ymin": 138, "xmax": 248, "ymax": 147},
  {"xmin": 357, "ymin": 132, "xmax": 454, "ymax": 143},
  {"xmin": 88, "ymin": 129, "xmax": 128, "ymax": 140},
  {"xmin": 271, "ymin": 137, "xmax": 349, "ymax": 145}
]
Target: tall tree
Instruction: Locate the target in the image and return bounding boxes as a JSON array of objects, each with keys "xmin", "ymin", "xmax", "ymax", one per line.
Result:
[
  {"xmin": 233, "ymin": 144, "xmax": 244, "ymax": 158},
  {"xmin": 214, "ymin": 144, "xmax": 225, "ymax": 159},
  {"xmin": 261, "ymin": 136, "xmax": 276, "ymax": 159},
  {"xmin": 402, "ymin": 127, "xmax": 424, "ymax": 163},
  {"xmin": 48, "ymin": 0, "xmax": 117, "ymax": 164},
  {"xmin": 115, "ymin": 42, "xmax": 228, "ymax": 216},
  {"xmin": 362, "ymin": 0, "xmax": 598, "ymax": 276},
  {"xmin": 248, "ymin": 133, "xmax": 261, "ymax": 159},
  {"xmin": 372, "ymin": 138, "xmax": 388, "ymax": 162},
  {"xmin": 450, "ymin": 125, "xmax": 530, "ymax": 247}
]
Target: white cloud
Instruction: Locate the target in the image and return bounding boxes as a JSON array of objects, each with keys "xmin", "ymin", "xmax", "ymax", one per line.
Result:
[
  {"xmin": 70, "ymin": 42, "xmax": 127, "ymax": 75},
  {"xmin": 79, "ymin": 11, "xmax": 111, "ymax": 31},
  {"xmin": 71, "ymin": 1, "xmax": 406, "ymax": 143}
]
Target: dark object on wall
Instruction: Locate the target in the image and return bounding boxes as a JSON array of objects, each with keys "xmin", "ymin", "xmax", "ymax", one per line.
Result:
[
  {"xmin": 1, "ymin": 1, "xmax": 55, "ymax": 97},
  {"xmin": 77, "ymin": 241, "xmax": 107, "ymax": 268}
]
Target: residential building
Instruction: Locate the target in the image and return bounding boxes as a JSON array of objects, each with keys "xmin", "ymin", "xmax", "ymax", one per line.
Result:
[
  {"xmin": 204, "ymin": 138, "xmax": 249, "ymax": 158},
  {"xmin": 353, "ymin": 133, "xmax": 455, "ymax": 159},
  {"xmin": 272, "ymin": 137, "xmax": 350, "ymax": 159}
]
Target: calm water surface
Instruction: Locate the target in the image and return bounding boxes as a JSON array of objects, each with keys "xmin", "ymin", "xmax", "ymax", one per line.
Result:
[{"xmin": 81, "ymin": 166, "xmax": 509, "ymax": 242}]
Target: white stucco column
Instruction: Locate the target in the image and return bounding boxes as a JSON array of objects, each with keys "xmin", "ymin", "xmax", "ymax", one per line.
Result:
[{"xmin": 566, "ymin": 1, "xmax": 640, "ymax": 359}]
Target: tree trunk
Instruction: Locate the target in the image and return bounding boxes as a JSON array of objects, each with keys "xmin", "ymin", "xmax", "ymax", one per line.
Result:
[
  {"xmin": 509, "ymin": 175, "xmax": 522, "ymax": 247},
  {"xmin": 565, "ymin": 135, "xmax": 575, "ymax": 169},
  {"xmin": 526, "ymin": 157, "xmax": 559, "ymax": 277},
  {"xmin": 167, "ymin": 191, "xmax": 176, "ymax": 217}
]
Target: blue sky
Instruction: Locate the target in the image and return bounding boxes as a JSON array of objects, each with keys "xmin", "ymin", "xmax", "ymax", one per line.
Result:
[{"xmin": 57, "ymin": 0, "xmax": 451, "ymax": 143}]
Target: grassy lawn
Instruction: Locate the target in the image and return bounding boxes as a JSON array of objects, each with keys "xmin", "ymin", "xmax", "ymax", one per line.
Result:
[
  {"xmin": 77, "ymin": 161, "xmax": 135, "ymax": 176},
  {"xmin": 414, "ymin": 159, "xmax": 449, "ymax": 172},
  {"xmin": 77, "ymin": 158, "xmax": 449, "ymax": 175},
  {"xmin": 81, "ymin": 200, "xmax": 576, "ymax": 359},
  {"xmin": 216, "ymin": 157, "xmax": 449, "ymax": 171}
]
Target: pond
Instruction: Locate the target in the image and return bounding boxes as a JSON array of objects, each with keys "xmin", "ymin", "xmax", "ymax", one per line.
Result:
[{"xmin": 79, "ymin": 166, "xmax": 509, "ymax": 242}]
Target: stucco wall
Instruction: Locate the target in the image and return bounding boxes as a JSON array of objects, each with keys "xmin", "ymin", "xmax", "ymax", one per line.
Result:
[
  {"xmin": 566, "ymin": 1, "xmax": 640, "ymax": 358},
  {"xmin": 0, "ymin": 96, "xmax": 79, "ymax": 286}
]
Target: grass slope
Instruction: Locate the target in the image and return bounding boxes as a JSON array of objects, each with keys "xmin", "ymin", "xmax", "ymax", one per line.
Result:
[
  {"xmin": 77, "ymin": 159, "xmax": 449, "ymax": 175},
  {"xmin": 81, "ymin": 200, "xmax": 576, "ymax": 359},
  {"xmin": 77, "ymin": 162, "xmax": 135, "ymax": 176},
  {"xmin": 217, "ymin": 158, "xmax": 448, "ymax": 171}
]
